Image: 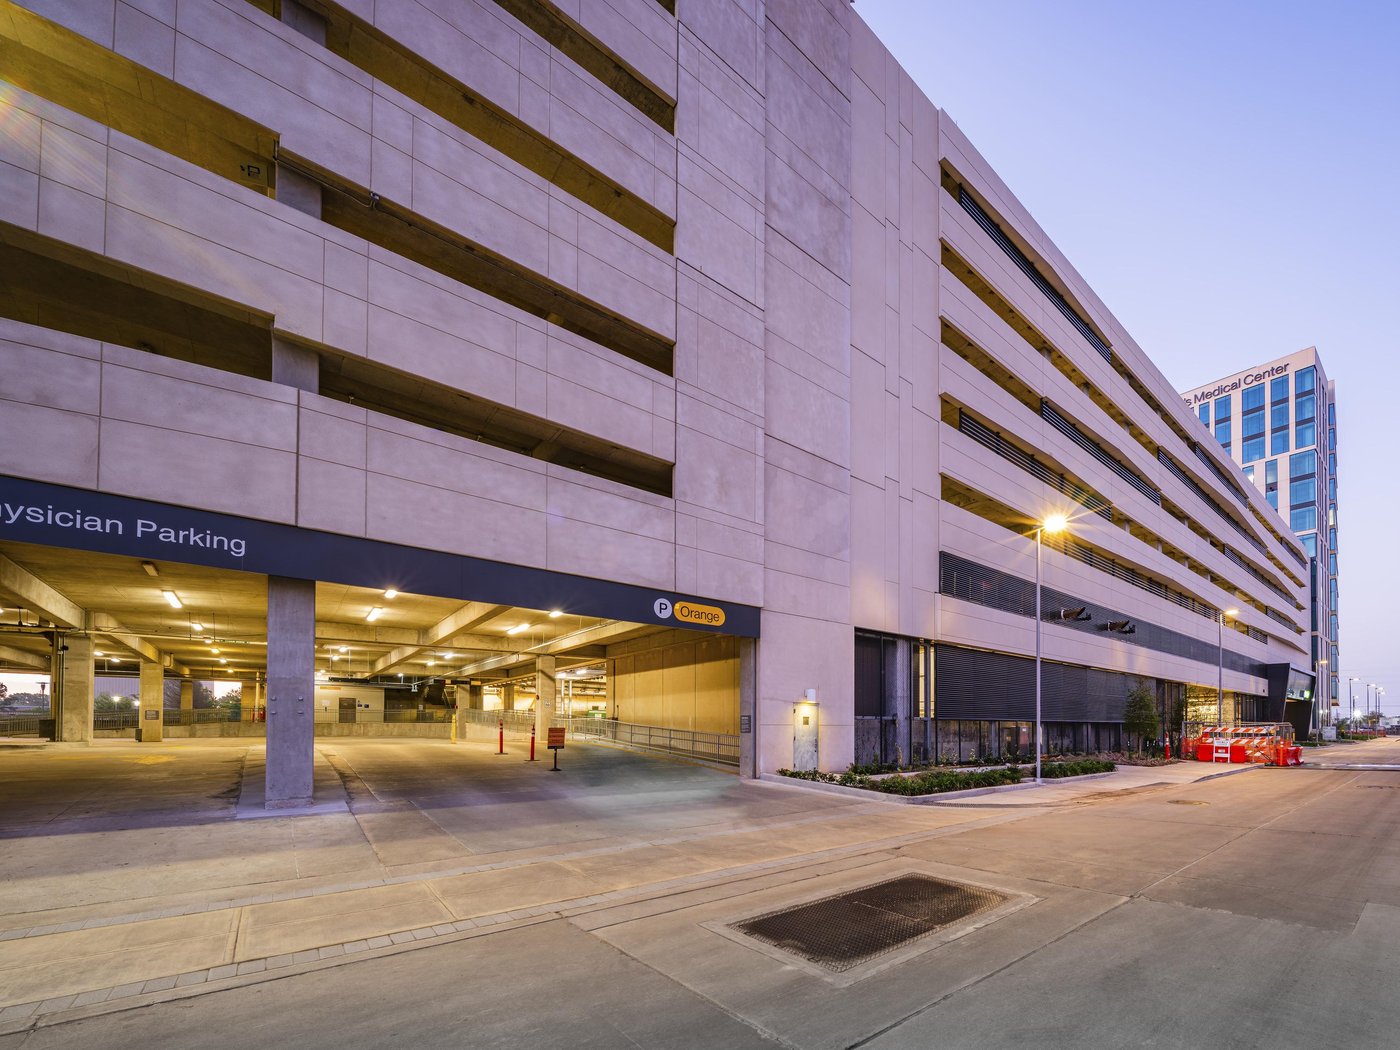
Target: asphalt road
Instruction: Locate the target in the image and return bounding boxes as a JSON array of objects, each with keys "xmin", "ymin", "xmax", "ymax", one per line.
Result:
[{"xmin": 4, "ymin": 740, "xmax": 1399, "ymax": 1050}]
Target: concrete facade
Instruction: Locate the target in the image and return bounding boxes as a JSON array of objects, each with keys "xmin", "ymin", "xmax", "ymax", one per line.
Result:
[{"xmin": 1, "ymin": 0, "xmax": 1312, "ymax": 782}]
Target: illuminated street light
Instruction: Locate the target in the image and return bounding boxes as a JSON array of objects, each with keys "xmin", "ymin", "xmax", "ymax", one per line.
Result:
[{"xmin": 1033, "ymin": 514, "xmax": 1069, "ymax": 786}]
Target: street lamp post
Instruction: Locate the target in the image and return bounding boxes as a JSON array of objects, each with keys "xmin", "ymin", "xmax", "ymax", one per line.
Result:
[
  {"xmin": 1349, "ymin": 677, "xmax": 1358, "ymax": 727},
  {"xmin": 1034, "ymin": 513, "xmax": 1069, "ymax": 786},
  {"xmin": 1317, "ymin": 659, "xmax": 1329, "ymax": 732},
  {"xmin": 1368, "ymin": 683, "xmax": 1377, "ymax": 724},
  {"xmin": 1216, "ymin": 607, "xmax": 1239, "ymax": 725}
]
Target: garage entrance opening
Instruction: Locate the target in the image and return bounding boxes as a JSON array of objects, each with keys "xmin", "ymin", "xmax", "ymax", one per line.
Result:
[{"xmin": 0, "ymin": 534, "xmax": 751, "ymax": 806}]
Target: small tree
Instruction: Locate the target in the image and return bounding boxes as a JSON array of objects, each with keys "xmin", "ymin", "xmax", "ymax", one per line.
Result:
[{"xmin": 1123, "ymin": 681, "xmax": 1160, "ymax": 754}]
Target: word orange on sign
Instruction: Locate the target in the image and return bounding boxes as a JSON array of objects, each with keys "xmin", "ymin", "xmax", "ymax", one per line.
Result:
[
  {"xmin": 547, "ymin": 727, "xmax": 566, "ymax": 748},
  {"xmin": 674, "ymin": 601, "xmax": 725, "ymax": 627}
]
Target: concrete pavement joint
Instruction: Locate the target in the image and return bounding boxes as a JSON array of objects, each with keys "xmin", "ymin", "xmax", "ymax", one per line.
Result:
[
  {"xmin": 2, "ymin": 795, "xmax": 929, "ymax": 941},
  {"xmin": 0, "ymin": 811, "xmax": 1029, "ymax": 1036}
]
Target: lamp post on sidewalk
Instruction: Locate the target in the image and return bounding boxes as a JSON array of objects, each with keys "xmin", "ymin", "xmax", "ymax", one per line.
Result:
[
  {"xmin": 1216, "ymin": 607, "xmax": 1239, "ymax": 724},
  {"xmin": 1349, "ymin": 677, "xmax": 1358, "ymax": 727},
  {"xmin": 1034, "ymin": 513, "xmax": 1069, "ymax": 786}
]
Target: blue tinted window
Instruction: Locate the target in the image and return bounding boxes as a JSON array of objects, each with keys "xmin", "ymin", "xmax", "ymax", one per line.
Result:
[
  {"xmin": 1328, "ymin": 427, "xmax": 1336, "ymax": 450},
  {"xmin": 1290, "ymin": 505, "xmax": 1315, "ymax": 532},
  {"xmin": 1296, "ymin": 366, "xmax": 1316, "ymax": 394},
  {"xmin": 1327, "ymin": 402, "xmax": 1335, "ymax": 425},
  {"xmin": 1216, "ymin": 419, "xmax": 1232, "ymax": 449},
  {"xmin": 1329, "ymin": 552, "xmax": 1337, "ymax": 574},
  {"xmin": 1271, "ymin": 376, "xmax": 1289, "ymax": 402},
  {"xmin": 1289, "ymin": 450, "xmax": 1316, "ymax": 477},
  {"xmin": 1291, "ymin": 477, "xmax": 1316, "ymax": 506},
  {"xmin": 1243, "ymin": 385, "xmax": 1264, "ymax": 410},
  {"xmin": 1198, "ymin": 403, "xmax": 1210, "ymax": 427},
  {"xmin": 1295, "ymin": 393, "xmax": 1316, "ymax": 422},
  {"xmin": 1297, "ymin": 421, "xmax": 1316, "ymax": 448},
  {"xmin": 1243, "ymin": 464, "xmax": 1255, "ymax": 484},
  {"xmin": 1216, "ymin": 394, "xmax": 1231, "ymax": 419},
  {"xmin": 1301, "ymin": 533, "xmax": 1316, "ymax": 555},
  {"xmin": 1271, "ymin": 430, "xmax": 1289, "ymax": 455},
  {"xmin": 1271, "ymin": 403, "xmax": 1289, "ymax": 428},
  {"xmin": 1242, "ymin": 437, "xmax": 1265, "ymax": 463}
]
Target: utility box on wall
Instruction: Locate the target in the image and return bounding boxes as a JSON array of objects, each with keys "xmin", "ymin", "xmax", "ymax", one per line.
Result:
[{"xmin": 793, "ymin": 690, "xmax": 819, "ymax": 771}]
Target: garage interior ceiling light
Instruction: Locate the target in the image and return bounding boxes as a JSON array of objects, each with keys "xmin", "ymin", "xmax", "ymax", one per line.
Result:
[
  {"xmin": 384, "ymin": 588, "xmax": 399, "ymax": 599},
  {"xmin": 191, "ymin": 621, "xmax": 205, "ymax": 632},
  {"xmin": 366, "ymin": 607, "xmax": 383, "ymax": 622},
  {"xmin": 141, "ymin": 561, "xmax": 159, "ymax": 577},
  {"xmin": 161, "ymin": 590, "xmax": 183, "ymax": 608},
  {"xmin": 507, "ymin": 623, "xmax": 530, "ymax": 635},
  {"xmin": 549, "ymin": 609, "xmax": 562, "ymax": 618}
]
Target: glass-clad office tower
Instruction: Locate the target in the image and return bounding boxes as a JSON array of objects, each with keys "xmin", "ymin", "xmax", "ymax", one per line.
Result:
[{"xmin": 1180, "ymin": 349, "xmax": 1339, "ymax": 723}]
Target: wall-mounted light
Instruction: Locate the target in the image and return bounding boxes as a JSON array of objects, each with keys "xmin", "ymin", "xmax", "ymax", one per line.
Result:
[
  {"xmin": 366, "ymin": 607, "xmax": 383, "ymax": 622},
  {"xmin": 384, "ymin": 588, "xmax": 399, "ymax": 599},
  {"xmin": 161, "ymin": 590, "xmax": 183, "ymax": 609},
  {"xmin": 338, "ymin": 646, "xmax": 349, "ymax": 654},
  {"xmin": 549, "ymin": 610, "xmax": 563, "ymax": 618}
]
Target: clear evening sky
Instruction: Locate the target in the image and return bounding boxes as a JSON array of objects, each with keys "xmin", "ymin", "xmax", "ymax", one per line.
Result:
[{"xmin": 857, "ymin": 0, "xmax": 1400, "ymax": 715}]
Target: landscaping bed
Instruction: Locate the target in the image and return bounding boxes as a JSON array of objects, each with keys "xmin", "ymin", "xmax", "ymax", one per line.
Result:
[{"xmin": 777, "ymin": 759, "xmax": 1115, "ymax": 797}]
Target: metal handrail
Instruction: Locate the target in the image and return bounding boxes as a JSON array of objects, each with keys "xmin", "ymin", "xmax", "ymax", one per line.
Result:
[{"xmin": 567, "ymin": 718, "xmax": 740, "ymax": 766}]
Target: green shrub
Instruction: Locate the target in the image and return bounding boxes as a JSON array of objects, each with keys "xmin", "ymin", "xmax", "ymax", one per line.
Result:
[
  {"xmin": 777, "ymin": 765, "xmax": 1023, "ymax": 795},
  {"xmin": 1035, "ymin": 758, "xmax": 1115, "ymax": 778}
]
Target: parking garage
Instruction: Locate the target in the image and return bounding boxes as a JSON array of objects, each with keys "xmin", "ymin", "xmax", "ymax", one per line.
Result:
[{"xmin": 0, "ymin": 474, "xmax": 758, "ymax": 807}]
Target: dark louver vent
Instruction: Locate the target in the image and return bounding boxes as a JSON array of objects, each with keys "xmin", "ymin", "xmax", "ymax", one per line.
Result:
[
  {"xmin": 1040, "ymin": 401, "xmax": 1160, "ymax": 506},
  {"xmin": 957, "ymin": 188, "xmax": 1113, "ymax": 363},
  {"xmin": 957, "ymin": 412, "xmax": 1112, "ymax": 521},
  {"xmin": 1157, "ymin": 450, "xmax": 1265, "ymax": 555}
]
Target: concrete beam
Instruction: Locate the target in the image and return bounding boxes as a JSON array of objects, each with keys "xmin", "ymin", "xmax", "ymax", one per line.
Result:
[
  {"xmin": 0, "ymin": 552, "xmax": 83, "ymax": 628},
  {"xmin": 91, "ymin": 616, "xmax": 190, "ymax": 677},
  {"xmin": 355, "ymin": 603, "xmax": 509, "ymax": 678},
  {"xmin": 0, "ymin": 644, "xmax": 49, "ymax": 671},
  {"xmin": 450, "ymin": 622, "xmax": 644, "ymax": 678}
]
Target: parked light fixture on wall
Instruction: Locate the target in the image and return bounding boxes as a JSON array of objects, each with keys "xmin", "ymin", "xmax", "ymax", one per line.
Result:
[
  {"xmin": 162, "ymin": 590, "xmax": 183, "ymax": 609},
  {"xmin": 549, "ymin": 610, "xmax": 563, "ymax": 618},
  {"xmin": 383, "ymin": 588, "xmax": 399, "ymax": 599}
]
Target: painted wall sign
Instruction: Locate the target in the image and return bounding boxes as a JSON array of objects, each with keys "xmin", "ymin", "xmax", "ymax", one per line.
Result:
[{"xmin": 0, "ymin": 475, "xmax": 760, "ymax": 638}]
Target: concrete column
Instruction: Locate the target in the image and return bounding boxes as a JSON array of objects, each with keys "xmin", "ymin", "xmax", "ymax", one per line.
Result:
[
  {"xmin": 739, "ymin": 639, "xmax": 756, "ymax": 778},
  {"xmin": 55, "ymin": 633, "xmax": 94, "ymax": 743},
  {"xmin": 272, "ymin": 335, "xmax": 319, "ymax": 393},
  {"xmin": 469, "ymin": 682, "xmax": 484, "ymax": 710},
  {"xmin": 179, "ymin": 678, "xmax": 194, "ymax": 720},
  {"xmin": 887, "ymin": 638, "xmax": 912, "ymax": 767},
  {"xmin": 265, "ymin": 577, "xmax": 315, "ymax": 808},
  {"xmin": 535, "ymin": 656, "xmax": 557, "ymax": 741},
  {"xmin": 137, "ymin": 660, "xmax": 164, "ymax": 742},
  {"xmin": 501, "ymin": 684, "xmax": 515, "ymax": 712},
  {"xmin": 604, "ymin": 658, "xmax": 617, "ymax": 720}
]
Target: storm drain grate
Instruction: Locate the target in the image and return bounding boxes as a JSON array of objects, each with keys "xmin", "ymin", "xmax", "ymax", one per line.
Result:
[{"xmin": 729, "ymin": 875, "xmax": 1008, "ymax": 973}]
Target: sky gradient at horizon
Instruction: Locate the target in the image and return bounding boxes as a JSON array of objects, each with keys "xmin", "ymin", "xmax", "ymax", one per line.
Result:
[{"xmin": 858, "ymin": 0, "xmax": 1399, "ymax": 714}]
